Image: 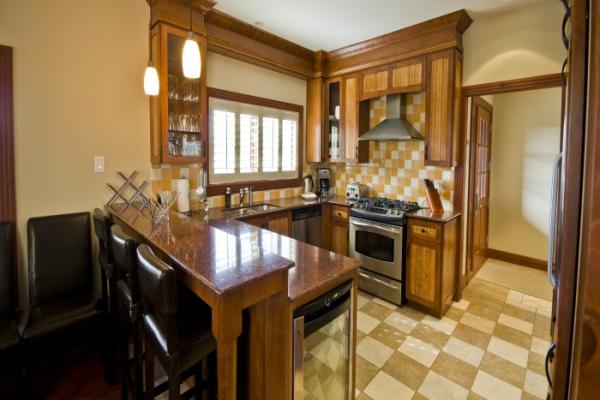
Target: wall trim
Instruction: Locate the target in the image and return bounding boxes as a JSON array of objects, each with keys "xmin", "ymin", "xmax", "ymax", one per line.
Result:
[
  {"xmin": 487, "ymin": 248, "xmax": 547, "ymax": 271},
  {"xmin": 462, "ymin": 73, "xmax": 564, "ymax": 97}
]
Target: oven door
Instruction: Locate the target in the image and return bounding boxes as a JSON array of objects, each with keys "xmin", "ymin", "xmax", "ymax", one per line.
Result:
[{"xmin": 349, "ymin": 217, "xmax": 403, "ymax": 280}]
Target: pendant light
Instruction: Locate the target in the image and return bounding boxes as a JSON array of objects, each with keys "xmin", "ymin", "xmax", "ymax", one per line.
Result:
[
  {"xmin": 144, "ymin": 26, "xmax": 159, "ymax": 96},
  {"xmin": 182, "ymin": 0, "xmax": 201, "ymax": 79}
]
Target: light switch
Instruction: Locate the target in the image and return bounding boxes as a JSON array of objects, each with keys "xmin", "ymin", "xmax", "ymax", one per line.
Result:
[{"xmin": 94, "ymin": 156, "xmax": 105, "ymax": 173}]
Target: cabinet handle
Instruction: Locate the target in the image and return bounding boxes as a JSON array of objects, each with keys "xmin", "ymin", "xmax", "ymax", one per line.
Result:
[
  {"xmin": 545, "ymin": 342, "xmax": 557, "ymax": 389},
  {"xmin": 421, "ymin": 228, "xmax": 426, "ymax": 233}
]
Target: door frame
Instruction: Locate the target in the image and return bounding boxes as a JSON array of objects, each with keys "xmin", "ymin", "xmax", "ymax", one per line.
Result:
[
  {"xmin": 465, "ymin": 96, "xmax": 493, "ymax": 283},
  {"xmin": 454, "ymin": 73, "xmax": 564, "ymax": 295}
]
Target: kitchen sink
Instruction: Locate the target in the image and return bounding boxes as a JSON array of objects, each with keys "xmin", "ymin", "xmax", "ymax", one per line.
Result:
[{"xmin": 223, "ymin": 203, "xmax": 280, "ymax": 217}]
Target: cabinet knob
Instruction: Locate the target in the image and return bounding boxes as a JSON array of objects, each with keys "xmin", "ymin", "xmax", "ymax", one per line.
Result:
[{"xmin": 421, "ymin": 228, "xmax": 426, "ymax": 233}]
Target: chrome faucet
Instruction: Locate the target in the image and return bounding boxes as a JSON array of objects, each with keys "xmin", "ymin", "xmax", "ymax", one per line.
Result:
[{"xmin": 239, "ymin": 187, "xmax": 254, "ymax": 206}]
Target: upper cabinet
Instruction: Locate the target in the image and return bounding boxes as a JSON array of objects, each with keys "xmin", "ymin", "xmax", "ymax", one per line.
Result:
[
  {"xmin": 361, "ymin": 68, "xmax": 389, "ymax": 99},
  {"xmin": 425, "ymin": 49, "xmax": 462, "ymax": 167},
  {"xmin": 391, "ymin": 57, "xmax": 425, "ymax": 92},
  {"xmin": 148, "ymin": 0, "xmax": 214, "ymax": 165}
]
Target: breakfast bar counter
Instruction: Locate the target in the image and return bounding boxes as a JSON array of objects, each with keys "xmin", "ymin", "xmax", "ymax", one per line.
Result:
[{"xmin": 107, "ymin": 202, "xmax": 360, "ymax": 400}]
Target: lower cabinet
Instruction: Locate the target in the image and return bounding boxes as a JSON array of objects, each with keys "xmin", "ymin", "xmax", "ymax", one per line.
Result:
[
  {"xmin": 330, "ymin": 221, "xmax": 349, "ymax": 256},
  {"xmin": 240, "ymin": 211, "xmax": 291, "ymax": 237},
  {"xmin": 406, "ymin": 217, "xmax": 458, "ymax": 317}
]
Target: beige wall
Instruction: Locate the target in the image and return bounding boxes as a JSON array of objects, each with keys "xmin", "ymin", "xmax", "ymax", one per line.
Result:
[
  {"xmin": 463, "ymin": 1, "xmax": 566, "ymax": 85},
  {"xmin": 488, "ymin": 88, "xmax": 561, "ymax": 260}
]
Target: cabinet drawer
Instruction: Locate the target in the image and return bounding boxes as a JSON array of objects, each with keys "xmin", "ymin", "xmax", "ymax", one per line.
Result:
[
  {"xmin": 408, "ymin": 219, "xmax": 441, "ymax": 242},
  {"xmin": 331, "ymin": 205, "xmax": 349, "ymax": 222}
]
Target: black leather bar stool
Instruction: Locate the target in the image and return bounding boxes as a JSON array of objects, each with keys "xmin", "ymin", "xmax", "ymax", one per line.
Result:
[
  {"xmin": 110, "ymin": 225, "xmax": 144, "ymax": 400},
  {"xmin": 22, "ymin": 212, "xmax": 103, "ymax": 398},
  {"xmin": 137, "ymin": 244, "xmax": 217, "ymax": 400},
  {"xmin": 0, "ymin": 222, "xmax": 20, "ymax": 397},
  {"xmin": 93, "ymin": 208, "xmax": 118, "ymax": 383}
]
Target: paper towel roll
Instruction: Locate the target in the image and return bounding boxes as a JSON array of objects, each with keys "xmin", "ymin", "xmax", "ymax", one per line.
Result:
[{"xmin": 176, "ymin": 178, "xmax": 190, "ymax": 213}]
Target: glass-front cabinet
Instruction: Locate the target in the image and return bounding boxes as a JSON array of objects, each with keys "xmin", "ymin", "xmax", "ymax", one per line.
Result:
[
  {"xmin": 150, "ymin": 23, "xmax": 207, "ymax": 164},
  {"xmin": 325, "ymin": 78, "xmax": 343, "ymax": 162}
]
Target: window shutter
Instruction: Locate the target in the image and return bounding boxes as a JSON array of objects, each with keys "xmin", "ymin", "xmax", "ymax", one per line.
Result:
[
  {"xmin": 262, "ymin": 117, "xmax": 279, "ymax": 172},
  {"xmin": 281, "ymin": 119, "xmax": 297, "ymax": 172},
  {"xmin": 212, "ymin": 109, "xmax": 235, "ymax": 174}
]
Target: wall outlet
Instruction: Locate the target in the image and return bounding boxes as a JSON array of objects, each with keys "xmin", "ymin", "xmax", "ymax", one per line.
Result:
[{"xmin": 94, "ymin": 156, "xmax": 105, "ymax": 173}]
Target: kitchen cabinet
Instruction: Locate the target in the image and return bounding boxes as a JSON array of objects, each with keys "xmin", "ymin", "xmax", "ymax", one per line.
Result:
[
  {"xmin": 329, "ymin": 204, "xmax": 350, "ymax": 256},
  {"xmin": 240, "ymin": 211, "xmax": 291, "ymax": 237},
  {"xmin": 406, "ymin": 217, "xmax": 457, "ymax": 317},
  {"xmin": 391, "ymin": 57, "xmax": 425, "ymax": 92},
  {"xmin": 149, "ymin": 23, "xmax": 207, "ymax": 164},
  {"xmin": 361, "ymin": 67, "xmax": 389, "ymax": 98},
  {"xmin": 343, "ymin": 75, "xmax": 360, "ymax": 162},
  {"xmin": 425, "ymin": 49, "xmax": 462, "ymax": 167}
]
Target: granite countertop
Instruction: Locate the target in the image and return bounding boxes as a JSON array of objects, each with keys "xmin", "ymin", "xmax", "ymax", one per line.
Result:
[
  {"xmin": 406, "ymin": 208, "xmax": 461, "ymax": 223},
  {"xmin": 108, "ymin": 203, "xmax": 295, "ymax": 296}
]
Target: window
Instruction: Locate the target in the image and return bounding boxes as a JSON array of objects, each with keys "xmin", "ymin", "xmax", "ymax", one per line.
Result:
[{"xmin": 208, "ymin": 89, "xmax": 302, "ymax": 190}]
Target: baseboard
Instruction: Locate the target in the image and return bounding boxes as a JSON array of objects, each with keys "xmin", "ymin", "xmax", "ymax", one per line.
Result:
[{"xmin": 487, "ymin": 248, "xmax": 547, "ymax": 270}]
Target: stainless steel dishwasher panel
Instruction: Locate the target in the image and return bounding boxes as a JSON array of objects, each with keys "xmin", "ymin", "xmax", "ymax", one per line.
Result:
[{"xmin": 292, "ymin": 206, "xmax": 322, "ymax": 247}]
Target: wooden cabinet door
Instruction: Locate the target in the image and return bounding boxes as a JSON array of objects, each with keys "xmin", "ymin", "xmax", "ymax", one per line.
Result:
[
  {"xmin": 306, "ymin": 78, "xmax": 324, "ymax": 163},
  {"xmin": 242, "ymin": 216, "xmax": 265, "ymax": 228},
  {"xmin": 343, "ymin": 75, "xmax": 359, "ymax": 161},
  {"xmin": 425, "ymin": 50, "xmax": 455, "ymax": 167},
  {"xmin": 265, "ymin": 212, "xmax": 291, "ymax": 236},
  {"xmin": 330, "ymin": 221, "xmax": 348, "ymax": 256},
  {"xmin": 406, "ymin": 236, "xmax": 440, "ymax": 310},
  {"xmin": 391, "ymin": 57, "xmax": 425, "ymax": 92},
  {"xmin": 361, "ymin": 68, "xmax": 389, "ymax": 98}
]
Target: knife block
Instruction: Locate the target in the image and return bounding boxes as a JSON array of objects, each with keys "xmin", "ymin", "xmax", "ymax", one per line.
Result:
[{"xmin": 426, "ymin": 187, "xmax": 444, "ymax": 212}]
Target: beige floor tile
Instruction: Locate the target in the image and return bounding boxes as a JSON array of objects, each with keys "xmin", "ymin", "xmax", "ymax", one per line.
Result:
[
  {"xmin": 532, "ymin": 314, "xmax": 552, "ymax": 341},
  {"xmin": 385, "ymin": 311, "xmax": 419, "ymax": 334},
  {"xmin": 411, "ymin": 324, "xmax": 450, "ymax": 349},
  {"xmin": 356, "ymin": 392, "xmax": 375, "ymax": 400},
  {"xmin": 498, "ymin": 313, "xmax": 534, "ymax": 335},
  {"xmin": 422, "ymin": 315, "xmax": 458, "ymax": 335},
  {"xmin": 507, "ymin": 289, "xmax": 525, "ymax": 303},
  {"xmin": 411, "ymin": 393, "xmax": 428, "ymax": 400},
  {"xmin": 431, "ymin": 352, "xmax": 479, "ymax": 389},
  {"xmin": 460, "ymin": 312, "xmax": 496, "ymax": 334},
  {"xmin": 397, "ymin": 305, "xmax": 427, "ymax": 322},
  {"xmin": 479, "ymin": 352, "xmax": 526, "ymax": 388},
  {"xmin": 372, "ymin": 296, "xmax": 398, "ymax": 310},
  {"xmin": 502, "ymin": 302, "xmax": 537, "ymax": 323},
  {"xmin": 475, "ymin": 259, "xmax": 551, "ymax": 301},
  {"xmin": 357, "ymin": 329, "xmax": 366, "ymax": 346},
  {"xmin": 361, "ymin": 301, "xmax": 394, "ymax": 321},
  {"xmin": 443, "ymin": 337, "xmax": 485, "ymax": 367},
  {"xmin": 355, "ymin": 355, "xmax": 380, "ymax": 391},
  {"xmin": 418, "ymin": 371, "xmax": 469, "ymax": 400},
  {"xmin": 466, "ymin": 302, "xmax": 502, "ymax": 321},
  {"xmin": 445, "ymin": 306, "xmax": 466, "ymax": 321},
  {"xmin": 357, "ymin": 336, "xmax": 394, "ymax": 368},
  {"xmin": 452, "ymin": 323, "xmax": 492, "ymax": 350},
  {"xmin": 467, "ymin": 391, "xmax": 485, "ymax": 400},
  {"xmin": 357, "ymin": 294, "xmax": 370, "ymax": 309},
  {"xmin": 364, "ymin": 371, "xmax": 414, "ymax": 400},
  {"xmin": 357, "ymin": 311, "xmax": 381, "ymax": 334},
  {"xmin": 506, "ymin": 299, "xmax": 537, "ymax": 314},
  {"xmin": 527, "ymin": 352, "xmax": 546, "ymax": 376},
  {"xmin": 453, "ymin": 299, "xmax": 470, "ymax": 310},
  {"xmin": 524, "ymin": 370, "xmax": 548, "ymax": 399},
  {"xmin": 487, "ymin": 337, "xmax": 529, "ymax": 367},
  {"xmin": 398, "ymin": 336, "xmax": 440, "ymax": 368},
  {"xmin": 521, "ymin": 392, "xmax": 543, "ymax": 400},
  {"xmin": 472, "ymin": 370, "xmax": 522, "ymax": 400},
  {"xmin": 522, "ymin": 295, "xmax": 552, "ymax": 313},
  {"xmin": 530, "ymin": 337, "xmax": 550, "ymax": 356},
  {"xmin": 369, "ymin": 322, "xmax": 407, "ymax": 350},
  {"xmin": 493, "ymin": 323, "xmax": 533, "ymax": 349},
  {"xmin": 382, "ymin": 351, "xmax": 429, "ymax": 390}
]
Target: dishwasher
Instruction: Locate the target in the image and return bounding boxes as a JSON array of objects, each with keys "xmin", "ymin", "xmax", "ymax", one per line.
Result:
[{"xmin": 292, "ymin": 206, "xmax": 321, "ymax": 247}]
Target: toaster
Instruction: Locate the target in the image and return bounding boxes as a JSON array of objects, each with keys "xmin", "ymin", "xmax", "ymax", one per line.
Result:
[{"xmin": 345, "ymin": 182, "xmax": 365, "ymax": 201}]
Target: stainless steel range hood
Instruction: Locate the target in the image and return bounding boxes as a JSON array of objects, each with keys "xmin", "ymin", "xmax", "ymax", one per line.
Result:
[{"xmin": 359, "ymin": 94, "xmax": 424, "ymax": 141}]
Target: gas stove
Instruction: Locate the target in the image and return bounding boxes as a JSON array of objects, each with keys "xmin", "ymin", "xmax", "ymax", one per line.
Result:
[{"xmin": 350, "ymin": 197, "xmax": 420, "ymax": 226}]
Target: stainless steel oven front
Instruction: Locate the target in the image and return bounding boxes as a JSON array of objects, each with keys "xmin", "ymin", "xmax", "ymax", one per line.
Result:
[{"xmin": 349, "ymin": 217, "xmax": 404, "ymax": 304}]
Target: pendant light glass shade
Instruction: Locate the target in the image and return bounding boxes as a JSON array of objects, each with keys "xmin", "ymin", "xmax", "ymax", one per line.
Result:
[
  {"xmin": 144, "ymin": 62, "xmax": 160, "ymax": 96},
  {"xmin": 182, "ymin": 33, "xmax": 201, "ymax": 79}
]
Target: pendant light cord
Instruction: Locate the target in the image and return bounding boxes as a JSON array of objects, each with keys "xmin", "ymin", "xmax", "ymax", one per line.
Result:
[{"xmin": 189, "ymin": 0, "xmax": 193, "ymax": 33}]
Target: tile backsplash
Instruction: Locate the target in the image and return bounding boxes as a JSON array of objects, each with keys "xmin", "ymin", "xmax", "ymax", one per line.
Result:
[
  {"xmin": 151, "ymin": 93, "xmax": 454, "ymax": 211},
  {"xmin": 309, "ymin": 93, "xmax": 455, "ymax": 210}
]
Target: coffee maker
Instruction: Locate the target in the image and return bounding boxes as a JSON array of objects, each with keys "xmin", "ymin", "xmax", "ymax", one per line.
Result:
[{"xmin": 317, "ymin": 168, "xmax": 331, "ymax": 197}]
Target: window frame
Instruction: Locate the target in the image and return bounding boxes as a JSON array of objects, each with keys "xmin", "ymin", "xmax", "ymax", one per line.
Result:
[{"xmin": 206, "ymin": 87, "xmax": 303, "ymax": 197}]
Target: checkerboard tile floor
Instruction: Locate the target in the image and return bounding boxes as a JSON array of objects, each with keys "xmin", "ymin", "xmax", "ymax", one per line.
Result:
[{"xmin": 355, "ymin": 278, "xmax": 552, "ymax": 400}]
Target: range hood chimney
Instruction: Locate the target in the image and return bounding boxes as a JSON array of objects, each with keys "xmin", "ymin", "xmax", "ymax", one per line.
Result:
[{"xmin": 359, "ymin": 94, "xmax": 424, "ymax": 141}]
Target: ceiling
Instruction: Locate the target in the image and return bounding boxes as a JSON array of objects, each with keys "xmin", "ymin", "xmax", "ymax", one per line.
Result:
[{"xmin": 213, "ymin": 0, "xmax": 549, "ymax": 51}]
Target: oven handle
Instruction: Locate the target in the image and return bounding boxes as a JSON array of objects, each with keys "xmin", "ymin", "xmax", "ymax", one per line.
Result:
[
  {"xmin": 358, "ymin": 271, "xmax": 401, "ymax": 290},
  {"xmin": 350, "ymin": 218, "xmax": 403, "ymax": 235}
]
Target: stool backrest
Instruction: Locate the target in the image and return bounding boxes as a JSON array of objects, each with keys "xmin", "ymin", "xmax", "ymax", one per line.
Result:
[
  {"xmin": 110, "ymin": 225, "xmax": 140, "ymax": 299},
  {"xmin": 27, "ymin": 212, "xmax": 92, "ymax": 308},
  {"xmin": 137, "ymin": 244, "xmax": 179, "ymax": 353},
  {"xmin": 92, "ymin": 208, "xmax": 112, "ymax": 256},
  {"xmin": 0, "ymin": 222, "xmax": 16, "ymax": 315}
]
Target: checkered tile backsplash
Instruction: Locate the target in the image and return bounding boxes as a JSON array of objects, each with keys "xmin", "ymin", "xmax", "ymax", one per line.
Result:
[{"xmin": 310, "ymin": 94, "xmax": 455, "ymax": 210}]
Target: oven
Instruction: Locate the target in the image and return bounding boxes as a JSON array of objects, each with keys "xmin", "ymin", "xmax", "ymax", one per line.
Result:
[{"xmin": 349, "ymin": 217, "xmax": 404, "ymax": 305}]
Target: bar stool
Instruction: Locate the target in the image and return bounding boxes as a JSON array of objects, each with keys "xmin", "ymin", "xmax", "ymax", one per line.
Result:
[
  {"xmin": 110, "ymin": 225, "xmax": 143, "ymax": 400},
  {"xmin": 136, "ymin": 244, "xmax": 217, "ymax": 400},
  {"xmin": 93, "ymin": 208, "xmax": 118, "ymax": 383}
]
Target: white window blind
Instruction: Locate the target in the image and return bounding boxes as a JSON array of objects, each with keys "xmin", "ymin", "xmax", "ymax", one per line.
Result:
[{"xmin": 209, "ymin": 97, "xmax": 300, "ymax": 184}]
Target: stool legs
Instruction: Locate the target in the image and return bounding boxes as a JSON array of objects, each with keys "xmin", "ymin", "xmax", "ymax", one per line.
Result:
[{"xmin": 168, "ymin": 374, "xmax": 180, "ymax": 400}]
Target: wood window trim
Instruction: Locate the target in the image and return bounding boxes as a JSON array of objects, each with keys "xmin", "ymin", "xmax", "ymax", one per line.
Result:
[{"xmin": 206, "ymin": 87, "xmax": 304, "ymax": 197}]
